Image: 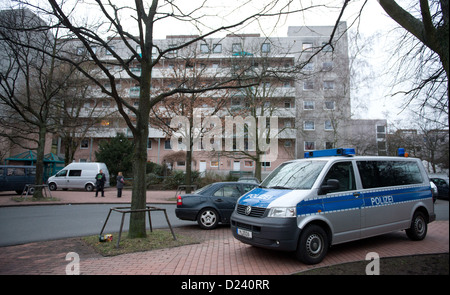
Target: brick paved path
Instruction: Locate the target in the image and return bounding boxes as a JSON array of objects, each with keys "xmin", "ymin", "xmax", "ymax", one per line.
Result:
[{"xmin": 0, "ymin": 221, "xmax": 448, "ymax": 275}]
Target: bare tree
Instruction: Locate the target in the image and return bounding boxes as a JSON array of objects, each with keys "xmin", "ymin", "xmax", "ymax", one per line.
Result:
[
  {"xmin": 0, "ymin": 9, "xmax": 65, "ymax": 198},
  {"xmin": 7, "ymin": 0, "xmax": 355, "ymax": 238},
  {"xmin": 42, "ymin": 0, "xmax": 324, "ymax": 238},
  {"xmin": 377, "ymin": 0, "xmax": 449, "ymax": 127}
]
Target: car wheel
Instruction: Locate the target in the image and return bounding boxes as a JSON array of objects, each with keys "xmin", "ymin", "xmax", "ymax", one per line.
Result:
[
  {"xmin": 85, "ymin": 183, "xmax": 94, "ymax": 192},
  {"xmin": 48, "ymin": 183, "xmax": 57, "ymax": 191},
  {"xmin": 197, "ymin": 208, "xmax": 219, "ymax": 230},
  {"xmin": 406, "ymin": 211, "xmax": 427, "ymax": 241},
  {"xmin": 295, "ymin": 224, "xmax": 328, "ymax": 265}
]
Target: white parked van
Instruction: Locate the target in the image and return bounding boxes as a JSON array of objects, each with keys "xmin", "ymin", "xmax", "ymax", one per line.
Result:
[
  {"xmin": 47, "ymin": 162, "xmax": 110, "ymax": 191},
  {"xmin": 231, "ymin": 148, "xmax": 436, "ymax": 264}
]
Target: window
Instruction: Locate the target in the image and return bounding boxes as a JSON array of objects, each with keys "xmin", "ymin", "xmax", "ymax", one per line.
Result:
[
  {"xmin": 303, "ymin": 80, "xmax": 314, "ymax": 90},
  {"xmin": 213, "ymin": 185, "xmax": 241, "ymax": 198},
  {"xmin": 56, "ymin": 170, "xmax": 68, "ymax": 177},
  {"xmin": 304, "ymin": 121, "xmax": 315, "ymax": 130},
  {"xmin": 321, "ymin": 42, "xmax": 333, "ymax": 52},
  {"xmin": 243, "ymin": 184, "xmax": 257, "ymax": 193},
  {"xmin": 321, "ymin": 161, "xmax": 356, "ymax": 193},
  {"xmin": 210, "ymin": 161, "xmax": 219, "ymax": 167},
  {"xmin": 302, "ymin": 42, "xmax": 313, "ymax": 51},
  {"xmin": 304, "ymin": 62, "xmax": 314, "ymax": 71},
  {"xmin": 81, "ymin": 139, "xmax": 89, "ymax": 149},
  {"xmin": 324, "ymin": 81, "xmax": 335, "ymax": 90},
  {"xmin": 164, "ymin": 140, "xmax": 172, "ymax": 150},
  {"xmin": 325, "ymin": 142, "xmax": 334, "ymax": 149},
  {"xmin": 147, "ymin": 138, "xmax": 152, "ymax": 149},
  {"xmin": 261, "ymin": 160, "xmax": 326, "ymax": 190},
  {"xmin": 304, "ymin": 141, "xmax": 315, "ymax": 151},
  {"xmin": 200, "ymin": 44, "xmax": 209, "ymax": 53},
  {"xmin": 76, "ymin": 47, "xmax": 85, "ymax": 55},
  {"xmin": 68, "ymin": 170, "xmax": 82, "ymax": 177},
  {"xmin": 377, "ymin": 125, "xmax": 386, "ymax": 133},
  {"xmin": 213, "ymin": 44, "xmax": 222, "ymax": 53},
  {"xmin": 304, "ymin": 101, "xmax": 315, "ymax": 110},
  {"xmin": 232, "ymin": 43, "xmax": 242, "ymax": 53},
  {"xmin": 324, "ymin": 101, "xmax": 335, "ymax": 110},
  {"xmin": 356, "ymin": 161, "xmax": 423, "ymax": 189},
  {"xmin": 106, "ymin": 46, "xmax": 115, "ymax": 55},
  {"xmin": 244, "ymin": 160, "xmax": 254, "ymax": 168},
  {"xmin": 261, "ymin": 43, "xmax": 270, "ymax": 53},
  {"xmin": 323, "ymin": 62, "xmax": 333, "ymax": 71},
  {"xmin": 324, "ymin": 120, "xmax": 333, "ymax": 130}
]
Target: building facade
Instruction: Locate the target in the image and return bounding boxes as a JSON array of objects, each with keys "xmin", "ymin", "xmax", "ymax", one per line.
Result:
[{"xmin": 1, "ymin": 13, "xmax": 387, "ymax": 178}]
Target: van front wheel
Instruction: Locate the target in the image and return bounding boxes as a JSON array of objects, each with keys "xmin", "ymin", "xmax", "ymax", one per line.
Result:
[
  {"xmin": 296, "ymin": 224, "xmax": 328, "ymax": 265},
  {"xmin": 406, "ymin": 211, "xmax": 427, "ymax": 241}
]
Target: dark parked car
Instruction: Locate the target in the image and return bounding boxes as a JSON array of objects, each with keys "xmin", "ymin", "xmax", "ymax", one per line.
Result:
[
  {"xmin": 430, "ymin": 177, "xmax": 449, "ymax": 200},
  {"xmin": 238, "ymin": 176, "xmax": 260, "ymax": 184},
  {"xmin": 175, "ymin": 182, "xmax": 259, "ymax": 229}
]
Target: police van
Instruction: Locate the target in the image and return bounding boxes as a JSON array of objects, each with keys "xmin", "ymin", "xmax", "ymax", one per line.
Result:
[{"xmin": 230, "ymin": 148, "xmax": 436, "ymax": 264}]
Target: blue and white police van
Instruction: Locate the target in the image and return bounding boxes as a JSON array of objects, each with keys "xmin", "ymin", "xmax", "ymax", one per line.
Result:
[{"xmin": 230, "ymin": 148, "xmax": 436, "ymax": 264}]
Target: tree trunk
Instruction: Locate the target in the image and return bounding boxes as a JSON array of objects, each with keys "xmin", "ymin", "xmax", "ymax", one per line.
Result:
[
  {"xmin": 33, "ymin": 125, "xmax": 47, "ymax": 199},
  {"xmin": 129, "ymin": 134, "xmax": 148, "ymax": 238},
  {"xmin": 128, "ymin": 61, "xmax": 151, "ymax": 238}
]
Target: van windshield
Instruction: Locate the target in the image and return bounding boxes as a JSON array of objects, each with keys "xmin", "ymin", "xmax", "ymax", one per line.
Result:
[{"xmin": 260, "ymin": 161, "xmax": 326, "ymax": 190}]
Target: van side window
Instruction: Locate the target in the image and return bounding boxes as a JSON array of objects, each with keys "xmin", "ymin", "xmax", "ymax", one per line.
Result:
[
  {"xmin": 68, "ymin": 170, "xmax": 82, "ymax": 177},
  {"xmin": 56, "ymin": 170, "xmax": 67, "ymax": 177},
  {"xmin": 357, "ymin": 161, "xmax": 423, "ymax": 189},
  {"xmin": 322, "ymin": 161, "xmax": 355, "ymax": 193}
]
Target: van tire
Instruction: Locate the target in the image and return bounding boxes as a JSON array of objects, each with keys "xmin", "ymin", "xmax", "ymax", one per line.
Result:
[
  {"xmin": 406, "ymin": 211, "xmax": 427, "ymax": 241},
  {"xmin": 48, "ymin": 183, "xmax": 57, "ymax": 191},
  {"xmin": 85, "ymin": 183, "xmax": 94, "ymax": 192},
  {"xmin": 296, "ymin": 224, "xmax": 328, "ymax": 265}
]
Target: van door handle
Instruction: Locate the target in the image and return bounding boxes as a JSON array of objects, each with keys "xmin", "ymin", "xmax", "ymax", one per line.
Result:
[{"xmin": 353, "ymin": 192, "xmax": 361, "ymax": 198}]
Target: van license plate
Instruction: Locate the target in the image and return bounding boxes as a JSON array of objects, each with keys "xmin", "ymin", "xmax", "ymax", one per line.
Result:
[{"xmin": 237, "ymin": 228, "xmax": 252, "ymax": 239}]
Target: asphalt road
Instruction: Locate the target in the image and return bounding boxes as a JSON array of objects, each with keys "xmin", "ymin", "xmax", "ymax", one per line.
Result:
[
  {"xmin": 0, "ymin": 204, "xmax": 196, "ymax": 247},
  {"xmin": 0, "ymin": 200, "xmax": 448, "ymax": 247}
]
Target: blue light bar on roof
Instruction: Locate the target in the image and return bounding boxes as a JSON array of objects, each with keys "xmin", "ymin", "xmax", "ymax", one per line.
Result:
[{"xmin": 304, "ymin": 148, "xmax": 355, "ymax": 158}]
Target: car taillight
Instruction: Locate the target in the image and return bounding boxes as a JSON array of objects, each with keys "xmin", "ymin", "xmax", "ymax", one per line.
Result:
[{"xmin": 177, "ymin": 195, "xmax": 182, "ymax": 206}]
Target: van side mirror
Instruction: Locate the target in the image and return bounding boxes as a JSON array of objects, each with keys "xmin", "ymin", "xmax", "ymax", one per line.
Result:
[{"xmin": 319, "ymin": 179, "xmax": 340, "ymax": 195}]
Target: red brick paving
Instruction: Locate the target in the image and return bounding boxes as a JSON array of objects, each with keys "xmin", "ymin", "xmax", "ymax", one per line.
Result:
[
  {"xmin": 0, "ymin": 190, "xmax": 448, "ymax": 275},
  {"xmin": 0, "ymin": 221, "xmax": 447, "ymax": 275}
]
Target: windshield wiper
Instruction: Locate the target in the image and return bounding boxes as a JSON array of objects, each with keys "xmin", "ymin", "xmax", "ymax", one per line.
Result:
[{"xmin": 268, "ymin": 186, "xmax": 292, "ymax": 190}]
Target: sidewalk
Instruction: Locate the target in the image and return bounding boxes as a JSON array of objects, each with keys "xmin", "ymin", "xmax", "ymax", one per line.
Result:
[
  {"xmin": 0, "ymin": 188, "xmax": 177, "ymax": 207},
  {"xmin": 0, "ymin": 189, "xmax": 448, "ymax": 275}
]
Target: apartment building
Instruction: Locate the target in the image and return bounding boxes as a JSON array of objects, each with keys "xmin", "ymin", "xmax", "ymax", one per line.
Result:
[{"xmin": 2, "ymin": 12, "xmax": 386, "ymax": 178}]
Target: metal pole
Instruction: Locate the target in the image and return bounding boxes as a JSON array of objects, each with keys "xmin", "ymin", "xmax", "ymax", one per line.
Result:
[{"xmin": 116, "ymin": 212, "xmax": 126, "ymax": 248}]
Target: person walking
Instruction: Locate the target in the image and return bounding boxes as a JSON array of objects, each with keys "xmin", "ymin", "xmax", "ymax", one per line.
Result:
[
  {"xmin": 116, "ymin": 172, "xmax": 124, "ymax": 198},
  {"xmin": 95, "ymin": 169, "xmax": 106, "ymax": 197}
]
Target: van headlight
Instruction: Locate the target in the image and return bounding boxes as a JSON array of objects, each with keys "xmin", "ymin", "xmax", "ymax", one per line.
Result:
[{"xmin": 268, "ymin": 207, "xmax": 296, "ymax": 218}]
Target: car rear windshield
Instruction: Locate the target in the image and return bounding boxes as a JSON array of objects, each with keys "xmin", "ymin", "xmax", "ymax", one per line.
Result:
[{"xmin": 260, "ymin": 161, "xmax": 327, "ymax": 190}]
